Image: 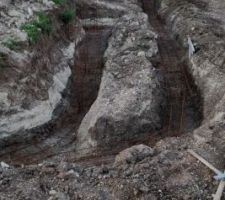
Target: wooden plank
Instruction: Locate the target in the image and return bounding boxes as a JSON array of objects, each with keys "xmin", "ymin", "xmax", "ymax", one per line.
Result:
[
  {"xmin": 188, "ymin": 149, "xmax": 222, "ymax": 175},
  {"xmin": 188, "ymin": 150, "xmax": 225, "ymax": 199},
  {"xmin": 213, "ymin": 178, "xmax": 225, "ymax": 200}
]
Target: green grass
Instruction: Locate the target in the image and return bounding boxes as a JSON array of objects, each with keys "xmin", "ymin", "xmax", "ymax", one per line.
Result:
[
  {"xmin": 21, "ymin": 23, "xmax": 40, "ymax": 44},
  {"xmin": 60, "ymin": 9, "xmax": 75, "ymax": 24},
  {"xmin": 2, "ymin": 37, "xmax": 23, "ymax": 51},
  {"xmin": 20, "ymin": 2, "xmax": 76, "ymax": 46},
  {"xmin": 21, "ymin": 12, "xmax": 52, "ymax": 45},
  {"xmin": 34, "ymin": 12, "xmax": 52, "ymax": 34}
]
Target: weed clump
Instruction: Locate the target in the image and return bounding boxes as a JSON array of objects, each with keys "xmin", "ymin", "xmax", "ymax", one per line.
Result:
[
  {"xmin": 21, "ymin": 12, "xmax": 52, "ymax": 45},
  {"xmin": 51, "ymin": 0, "xmax": 76, "ymax": 24},
  {"xmin": 1, "ymin": 37, "xmax": 23, "ymax": 51},
  {"xmin": 60, "ymin": 9, "xmax": 75, "ymax": 24},
  {"xmin": 20, "ymin": 1, "xmax": 76, "ymax": 45}
]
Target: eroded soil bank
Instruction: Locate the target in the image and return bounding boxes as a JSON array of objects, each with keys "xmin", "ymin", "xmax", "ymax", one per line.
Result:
[{"xmin": 0, "ymin": 27, "xmax": 111, "ymax": 164}]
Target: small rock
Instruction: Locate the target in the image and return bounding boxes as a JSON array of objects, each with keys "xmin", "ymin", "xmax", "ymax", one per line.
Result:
[
  {"xmin": 49, "ymin": 190, "xmax": 57, "ymax": 196},
  {"xmin": 1, "ymin": 161, "xmax": 10, "ymax": 169},
  {"xmin": 139, "ymin": 185, "xmax": 150, "ymax": 193},
  {"xmin": 55, "ymin": 192, "xmax": 70, "ymax": 200},
  {"xmin": 138, "ymin": 51, "xmax": 145, "ymax": 57},
  {"xmin": 141, "ymin": 194, "xmax": 157, "ymax": 200},
  {"xmin": 114, "ymin": 144, "xmax": 154, "ymax": 166},
  {"xmin": 57, "ymin": 162, "xmax": 73, "ymax": 172},
  {"xmin": 66, "ymin": 169, "xmax": 79, "ymax": 178},
  {"xmin": 58, "ymin": 169, "xmax": 79, "ymax": 180},
  {"xmin": 41, "ymin": 166, "xmax": 55, "ymax": 174}
]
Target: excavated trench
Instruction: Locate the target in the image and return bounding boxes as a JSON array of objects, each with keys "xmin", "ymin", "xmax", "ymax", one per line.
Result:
[
  {"xmin": 0, "ymin": 27, "xmax": 111, "ymax": 165},
  {"xmin": 0, "ymin": 2, "xmax": 203, "ymax": 165},
  {"xmin": 142, "ymin": 0, "xmax": 203, "ymax": 135}
]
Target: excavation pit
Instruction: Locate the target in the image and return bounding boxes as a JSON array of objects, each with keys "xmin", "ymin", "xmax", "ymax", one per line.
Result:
[{"xmin": 0, "ymin": 2, "xmax": 203, "ymax": 165}]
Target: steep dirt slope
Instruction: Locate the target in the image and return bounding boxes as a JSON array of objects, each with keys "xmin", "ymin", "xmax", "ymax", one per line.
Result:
[{"xmin": 0, "ymin": 0, "xmax": 83, "ymax": 145}]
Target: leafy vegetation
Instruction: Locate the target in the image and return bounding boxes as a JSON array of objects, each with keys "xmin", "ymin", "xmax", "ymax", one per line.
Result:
[
  {"xmin": 21, "ymin": 12, "xmax": 52, "ymax": 45},
  {"xmin": 60, "ymin": 9, "xmax": 75, "ymax": 24},
  {"xmin": 51, "ymin": 0, "xmax": 75, "ymax": 24},
  {"xmin": 51, "ymin": 0, "xmax": 67, "ymax": 5},
  {"xmin": 21, "ymin": 23, "xmax": 40, "ymax": 44},
  {"xmin": 2, "ymin": 37, "xmax": 23, "ymax": 51},
  {"xmin": 33, "ymin": 12, "xmax": 52, "ymax": 34},
  {"xmin": 20, "ymin": 0, "xmax": 76, "ymax": 45}
]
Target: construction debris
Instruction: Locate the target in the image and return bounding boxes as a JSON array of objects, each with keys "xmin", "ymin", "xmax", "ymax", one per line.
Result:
[{"xmin": 188, "ymin": 149, "xmax": 225, "ymax": 200}]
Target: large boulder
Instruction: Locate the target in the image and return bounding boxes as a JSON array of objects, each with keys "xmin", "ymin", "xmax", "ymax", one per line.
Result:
[
  {"xmin": 76, "ymin": 12, "xmax": 167, "ymax": 155},
  {"xmin": 114, "ymin": 144, "xmax": 154, "ymax": 166}
]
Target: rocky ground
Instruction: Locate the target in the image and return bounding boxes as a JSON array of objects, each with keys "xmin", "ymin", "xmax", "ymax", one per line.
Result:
[{"xmin": 0, "ymin": 0, "xmax": 225, "ymax": 199}]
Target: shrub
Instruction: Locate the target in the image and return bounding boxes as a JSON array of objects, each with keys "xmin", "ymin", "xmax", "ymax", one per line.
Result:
[
  {"xmin": 34, "ymin": 12, "xmax": 52, "ymax": 34},
  {"xmin": 60, "ymin": 9, "xmax": 75, "ymax": 24},
  {"xmin": 21, "ymin": 23, "xmax": 40, "ymax": 44},
  {"xmin": 21, "ymin": 12, "xmax": 52, "ymax": 45}
]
